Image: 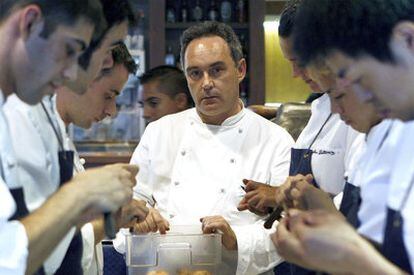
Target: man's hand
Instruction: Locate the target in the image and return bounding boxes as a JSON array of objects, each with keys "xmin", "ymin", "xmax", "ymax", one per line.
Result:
[
  {"xmin": 115, "ymin": 199, "xmax": 149, "ymax": 230},
  {"xmin": 132, "ymin": 208, "xmax": 170, "ymax": 234},
  {"xmin": 70, "ymin": 164, "xmax": 138, "ymax": 224},
  {"xmin": 237, "ymin": 179, "xmax": 278, "ymax": 215},
  {"xmin": 271, "ymin": 209, "xmax": 389, "ymax": 274},
  {"xmin": 200, "ymin": 216, "xmax": 237, "ymax": 250},
  {"xmin": 284, "ymin": 174, "xmax": 337, "ymax": 212}
]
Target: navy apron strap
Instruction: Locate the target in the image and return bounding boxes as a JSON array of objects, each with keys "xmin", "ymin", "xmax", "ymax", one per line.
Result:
[
  {"xmin": 382, "ymin": 208, "xmax": 413, "ymax": 273},
  {"xmin": 41, "ymin": 102, "xmax": 83, "ymax": 274},
  {"xmin": 381, "ymin": 176, "xmax": 414, "ymax": 274},
  {"xmin": 339, "ymin": 181, "xmax": 361, "ymax": 228},
  {"xmin": 58, "ymin": 151, "xmax": 74, "ymax": 185}
]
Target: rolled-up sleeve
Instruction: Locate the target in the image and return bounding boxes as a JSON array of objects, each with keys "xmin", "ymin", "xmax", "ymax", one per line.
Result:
[{"xmin": 232, "ymin": 223, "xmax": 281, "ymax": 275}]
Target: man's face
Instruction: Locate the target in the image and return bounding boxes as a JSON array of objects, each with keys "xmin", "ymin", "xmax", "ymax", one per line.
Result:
[
  {"xmin": 184, "ymin": 36, "xmax": 245, "ymax": 122},
  {"xmin": 139, "ymin": 81, "xmax": 186, "ymax": 124},
  {"xmin": 328, "ymin": 86, "xmax": 381, "ymax": 133},
  {"xmin": 63, "ymin": 63, "xmax": 129, "ymax": 128},
  {"xmin": 279, "ymin": 36, "xmax": 321, "ymax": 92},
  {"xmin": 63, "ymin": 21, "xmax": 129, "ymax": 94},
  {"xmin": 326, "ymin": 49, "xmax": 414, "ymax": 121},
  {"xmin": 15, "ymin": 17, "xmax": 94, "ymax": 105}
]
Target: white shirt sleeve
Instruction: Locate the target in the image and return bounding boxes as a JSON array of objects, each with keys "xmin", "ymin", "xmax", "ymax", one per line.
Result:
[
  {"xmin": 0, "ymin": 180, "xmax": 29, "ymax": 275},
  {"xmin": 233, "ymin": 223, "xmax": 281, "ymax": 275},
  {"xmin": 80, "ymin": 223, "xmax": 99, "ymax": 275}
]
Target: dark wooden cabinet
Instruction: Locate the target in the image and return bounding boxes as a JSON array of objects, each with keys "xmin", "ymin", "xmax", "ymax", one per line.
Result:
[{"xmin": 137, "ymin": 0, "xmax": 265, "ymax": 105}]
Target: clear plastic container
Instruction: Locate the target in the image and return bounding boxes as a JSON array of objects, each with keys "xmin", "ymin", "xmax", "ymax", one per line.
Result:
[{"xmin": 126, "ymin": 226, "xmax": 222, "ymax": 275}]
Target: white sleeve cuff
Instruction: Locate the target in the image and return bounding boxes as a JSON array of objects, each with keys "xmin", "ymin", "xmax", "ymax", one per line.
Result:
[
  {"xmin": 0, "ymin": 220, "xmax": 28, "ymax": 275},
  {"xmin": 81, "ymin": 223, "xmax": 96, "ymax": 272}
]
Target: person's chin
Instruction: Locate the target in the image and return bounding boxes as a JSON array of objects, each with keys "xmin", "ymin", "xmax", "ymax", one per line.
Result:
[{"xmin": 17, "ymin": 91, "xmax": 43, "ymax": 106}]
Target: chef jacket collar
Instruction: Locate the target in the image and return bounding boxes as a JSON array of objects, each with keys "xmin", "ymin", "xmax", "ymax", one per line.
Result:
[{"xmin": 192, "ymin": 99, "xmax": 246, "ymax": 127}]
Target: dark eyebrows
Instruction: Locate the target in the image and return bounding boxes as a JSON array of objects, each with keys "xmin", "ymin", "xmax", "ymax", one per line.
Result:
[
  {"xmin": 74, "ymin": 39, "xmax": 87, "ymax": 51},
  {"xmin": 110, "ymin": 40, "xmax": 124, "ymax": 49},
  {"xmin": 186, "ymin": 61, "xmax": 226, "ymax": 73}
]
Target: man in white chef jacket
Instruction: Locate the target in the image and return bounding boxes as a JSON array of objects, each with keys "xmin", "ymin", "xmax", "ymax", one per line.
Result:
[
  {"xmin": 114, "ymin": 21, "xmax": 294, "ymax": 274},
  {"xmin": 0, "ymin": 1, "xmax": 139, "ymax": 274}
]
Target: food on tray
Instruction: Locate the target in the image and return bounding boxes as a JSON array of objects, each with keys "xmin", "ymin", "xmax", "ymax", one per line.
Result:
[
  {"xmin": 147, "ymin": 271, "xmax": 169, "ymax": 275},
  {"xmin": 178, "ymin": 269, "xmax": 212, "ymax": 275}
]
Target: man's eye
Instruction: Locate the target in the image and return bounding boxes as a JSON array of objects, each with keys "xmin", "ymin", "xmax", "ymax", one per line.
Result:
[
  {"xmin": 148, "ymin": 99, "xmax": 159, "ymax": 108},
  {"xmin": 334, "ymin": 94, "xmax": 345, "ymax": 100},
  {"xmin": 209, "ymin": 67, "xmax": 222, "ymax": 77},
  {"xmin": 189, "ymin": 70, "xmax": 202, "ymax": 79},
  {"xmin": 66, "ymin": 45, "xmax": 76, "ymax": 57}
]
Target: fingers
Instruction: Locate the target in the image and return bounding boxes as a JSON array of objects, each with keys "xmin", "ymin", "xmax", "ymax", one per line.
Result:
[
  {"xmin": 200, "ymin": 216, "xmax": 227, "ymax": 234},
  {"xmin": 133, "ymin": 208, "xmax": 169, "ymax": 234},
  {"xmin": 152, "ymin": 210, "xmax": 170, "ymax": 234},
  {"xmin": 200, "ymin": 216, "xmax": 237, "ymax": 250}
]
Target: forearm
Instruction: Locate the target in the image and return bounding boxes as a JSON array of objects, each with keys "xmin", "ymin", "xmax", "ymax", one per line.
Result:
[
  {"xmin": 21, "ymin": 184, "xmax": 88, "ymax": 274},
  {"xmin": 348, "ymin": 238, "xmax": 407, "ymax": 275}
]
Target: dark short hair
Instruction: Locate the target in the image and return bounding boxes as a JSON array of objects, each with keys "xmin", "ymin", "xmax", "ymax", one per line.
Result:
[
  {"xmin": 78, "ymin": 0, "xmax": 136, "ymax": 70},
  {"xmin": 278, "ymin": 0, "xmax": 302, "ymax": 38},
  {"xmin": 111, "ymin": 42, "xmax": 137, "ymax": 75},
  {"xmin": 140, "ymin": 65, "xmax": 194, "ymax": 107},
  {"xmin": 180, "ymin": 21, "xmax": 243, "ymax": 67},
  {"xmin": 0, "ymin": 0, "xmax": 105, "ymax": 38},
  {"xmin": 293, "ymin": 0, "xmax": 414, "ymax": 67}
]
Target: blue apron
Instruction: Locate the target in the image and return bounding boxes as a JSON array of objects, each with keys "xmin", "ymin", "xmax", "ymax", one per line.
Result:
[
  {"xmin": 41, "ymin": 103, "xmax": 83, "ymax": 275},
  {"xmin": 275, "ymin": 113, "xmax": 332, "ymax": 275},
  {"xmin": 339, "ymin": 181, "xmax": 361, "ymax": 228},
  {"xmin": 381, "ymin": 177, "xmax": 414, "ymax": 274},
  {"xmin": 340, "ymin": 121, "xmax": 393, "ymax": 230}
]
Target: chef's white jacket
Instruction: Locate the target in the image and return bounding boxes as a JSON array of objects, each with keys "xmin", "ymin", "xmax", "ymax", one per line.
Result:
[
  {"xmin": 355, "ymin": 120, "xmax": 404, "ymax": 243},
  {"xmin": 387, "ymin": 121, "xmax": 414, "ymax": 269},
  {"xmin": 0, "ymin": 90, "xmax": 29, "ymax": 274},
  {"xmin": 115, "ymin": 107, "xmax": 294, "ymax": 275},
  {"xmin": 295, "ymin": 94, "xmax": 364, "ymax": 195},
  {"xmin": 3, "ymin": 94, "xmax": 100, "ymax": 274}
]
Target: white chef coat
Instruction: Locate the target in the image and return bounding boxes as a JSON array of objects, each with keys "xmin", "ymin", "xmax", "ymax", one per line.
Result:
[
  {"xmin": 3, "ymin": 94, "xmax": 100, "ymax": 274},
  {"xmin": 295, "ymin": 93, "xmax": 364, "ymax": 195},
  {"xmin": 355, "ymin": 120, "xmax": 404, "ymax": 244},
  {"xmin": 115, "ymin": 107, "xmax": 294, "ymax": 275},
  {"xmin": 387, "ymin": 121, "xmax": 414, "ymax": 269},
  {"xmin": 0, "ymin": 90, "xmax": 29, "ymax": 274}
]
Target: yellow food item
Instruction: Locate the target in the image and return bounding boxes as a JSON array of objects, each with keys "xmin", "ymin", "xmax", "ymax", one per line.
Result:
[
  {"xmin": 178, "ymin": 269, "xmax": 212, "ymax": 275},
  {"xmin": 191, "ymin": 271, "xmax": 212, "ymax": 275},
  {"xmin": 146, "ymin": 271, "xmax": 169, "ymax": 275}
]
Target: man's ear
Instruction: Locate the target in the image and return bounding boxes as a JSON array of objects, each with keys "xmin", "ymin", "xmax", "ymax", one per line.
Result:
[
  {"xmin": 174, "ymin": 92, "xmax": 190, "ymax": 110},
  {"xmin": 236, "ymin": 58, "xmax": 247, "ymax": 83},
  {"xmin": 19, "ymin": 5, "xmax": 42, "ymax": 40},
  {"xmin": 391, "ymin": 21, "xmax": 414, "ymax": 61}
]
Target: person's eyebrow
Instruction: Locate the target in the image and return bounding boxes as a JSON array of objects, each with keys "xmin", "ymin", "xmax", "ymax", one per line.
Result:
[
  {"xmin": 110, "ymin": 40, "xmax": 124, "ymax": 49},
  {"xmin": 145, "ymin": 96, "xmax": 160, "ymax": 102},
  {"xmin": 209, "ymin": 61, "xmax": 226, "ymax": 67}
]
